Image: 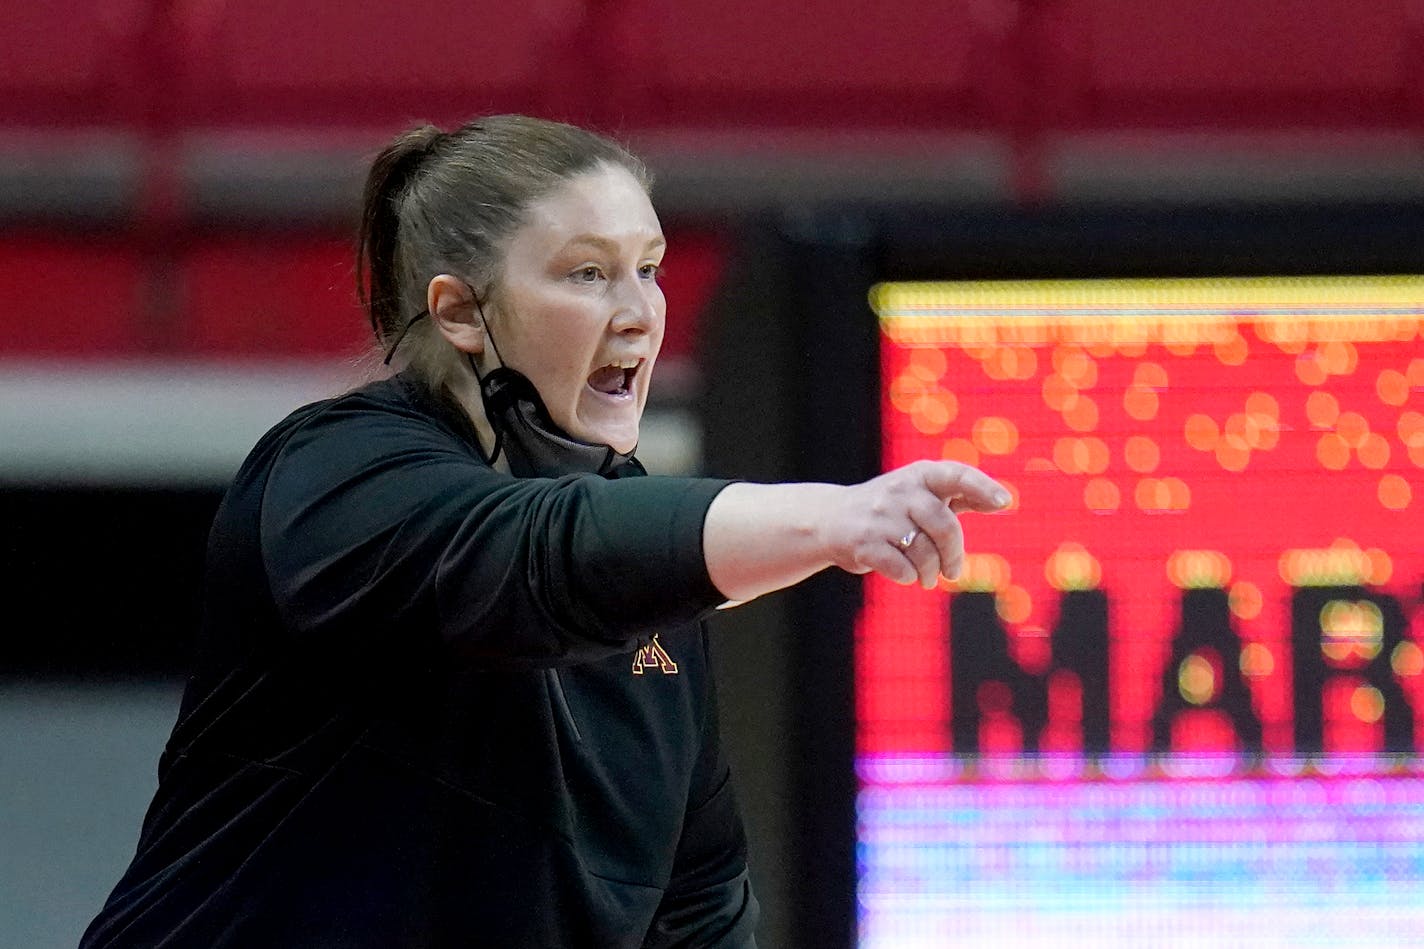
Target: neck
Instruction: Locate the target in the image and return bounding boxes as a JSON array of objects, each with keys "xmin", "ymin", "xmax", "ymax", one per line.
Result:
[{"xmin": 447, "ymin": 358, "xmax": 510, "ymax": 474}]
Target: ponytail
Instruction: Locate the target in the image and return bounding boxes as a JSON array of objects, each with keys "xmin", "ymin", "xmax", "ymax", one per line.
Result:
[{"xmin": 356, "ymin": 124, "xmax": 442, "ymax": 348}]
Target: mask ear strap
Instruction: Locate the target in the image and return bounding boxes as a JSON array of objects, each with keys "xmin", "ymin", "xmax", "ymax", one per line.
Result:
[
  {"xmin": 467, "ymin": 353, "xmax": 504, "ymax": 466},
  {"xmin": 381, "ymin": 310, "xmax": 429, "ymax": 365},
  {"xmin": 464, "ymin": 288, "xmax": 508, "ymax": 466}
]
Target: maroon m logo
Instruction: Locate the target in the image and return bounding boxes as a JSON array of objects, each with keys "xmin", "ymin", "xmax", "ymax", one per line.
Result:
[{"xmin": 631, "ymin": 635, "xmax": 679, "ymax": 675}]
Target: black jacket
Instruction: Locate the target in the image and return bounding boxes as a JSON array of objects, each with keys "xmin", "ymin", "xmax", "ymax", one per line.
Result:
[{"xmin": 81, "ymin": 375, "xmax": 759, "ymax": 948}]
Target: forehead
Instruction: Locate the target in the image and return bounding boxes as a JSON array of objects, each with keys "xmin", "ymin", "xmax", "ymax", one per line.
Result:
[{"xmin": 514, "ymin": 165, "xmax": 662, "ymax": 250}]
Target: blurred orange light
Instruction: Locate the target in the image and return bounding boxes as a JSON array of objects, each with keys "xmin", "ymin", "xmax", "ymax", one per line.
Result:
[
  {"xmin": 996, "ymin": 584, "xmax": 1032, "ymax": 624},
  {"xmin": 955, "ymin": 553, "xmax": 1011, "ymax": 592},
  {"xmin": 1133, "ymin": 362, "xmax": 1168, "ymax": 388},
  {"xmin": 1244, "ymin": 391, "xmax": 1280, "ymax": 421},
  {"xmin": 1321, "ymin": 340, "xmax": 1359, "ymax": 376},
  {"xmin": 1399, "ymin": 411, "xmax": 1424, "ymax": 448},
  {"xmin": 1239, "ymin": 641, "xmax": 1273, "ymax": 676},
  {"xmin": 1316, "ymin": 433, "xmax": 1350, "ymax": 470},
  {"xmin": 1336, "ymin": 411, "xmax": 1370, "ymax": 448},
  {"xmin": 1124, "ymin": 435, "xmax": 1160, "ymax": 473},
  {"xmin": 1408, "ymin": 357, "xmax": 1424, "ymax": 387},
  {"xmin": 1279, "ymin": 539, "xmax": 1373, "ymax": 586},
  {"xmin": 1052, "ymin": 437, "xmax": 1081, "ymax": 474},
  {"xmin": 1178, "ymin": 654, "xmax": 1218, "ymax": 705},
  {"xmin": 1214, "ymin": 334, "xmax": 1249, "ymax": 365},
  {"xmin": 910, "ymin": 394, "xmax": 955, "ymax": 434},
  {"xmin": 1184, "ymin": 414, "xmax": 1219, "ymax": 451},
  {"xmin": 1136, "ymin": 477, "xmax": 1172, "ymax": 512},
  {"xmin": 1167, "ymin": 549, "xmax": 1232, "ymax": 588},
  {"xmin": 1365, "ymin": 547, "xmax": 1394, "ymax": 584},
  {"xmin": 1045, "ymin": 542, "xmax": 1102, "ymax": 591},
  {"xmin": 1379, "ymin": 473, "xmax": 1412, "ymax": 510},
  {"xmin": 1306, "ymin": 391, "xmax": 1340, "ymax": 428},
  {"xmin": 907, "ymin": 347, "xmax": 947, "ymax": 381},
  {"xmin": 1215, "ymin": 439, "xmax": 1251, "ymax": 472},
  {"xmin": 1296, "ymin": 351, "xmax": 1328, "ymax": 385},
  {"xmin": 1351, "ymin": 685, "xmax": 1386, "ymax": 723},
  {"xmin": 972, "ymin": 416, "xmax": 1019, "ymax": 455},
  {"xmin": 889, "ymin": 372, "xmax": 926, "ymax": 413},
  {"xmin": 942, "ymin": 437, "xmax": 979, "ymax": 466},
  {"xmin": 1123, "ymin": 385, "xmax": 1159, "ymax": 421},
  {"xmin": 1229, "ymin": 582, "xmax": 1264, "ymax": 620},
  {"xmin": 1392, "ymin": 641, "xmax": 1424, "ymax": 677},
  {"xmin": 1082, "ymin": 437, "xmax": 1110, "ymax": 474},
  {"xmin": 1357, "ymin": 433, "xmax": 1390, "ymax": 469},
  {"xmin": 999, "ymin": 347, "xmax": 1037, "ymax": 380},
  {"xmin": 1042, "ymin": 374, "xmax": 1075, "ymax": 411},
  {"xmin": 1051, "ymin": 344, "xmax": 1083, "ymax": 373},
  {"xmin": 1083, "ymin": 477, "xmax": 1121, "ymax": 513},
  {"xmin": 1223, "ymin": 412, "xmax": 1255, "ymax": 451},
  {"xmin": 1320, "ymin": 599, "xmax": 1384, "ymax": 666},
  {"xmin": 1377, "ymin": 369, "xmax": 1409, "ymax": 406},
  {"xmin": 1057, "ymin": 350, "xmax": 1098, "ymax": 389},
  {"xmin": 1062, "ymin": 395, "xmax": 1100, "ymax": 432}
]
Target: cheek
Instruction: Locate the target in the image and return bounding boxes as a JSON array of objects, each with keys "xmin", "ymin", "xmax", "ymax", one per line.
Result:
[
  {"xmin": 523, "ymin": 311, "xmax": 602, "ymax": 405},
  {"xmin": 526, "ymin": 348, "xmax": 585, "ymax": 402}
]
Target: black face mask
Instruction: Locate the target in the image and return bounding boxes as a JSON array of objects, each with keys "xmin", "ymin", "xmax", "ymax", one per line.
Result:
[
  {"xmin": 383, "ymin": 294, "xmax": 644, "ymax": 480},
  {"xmin": 475, "ymin": 362, "xmax": 644, "ymax": 479}
]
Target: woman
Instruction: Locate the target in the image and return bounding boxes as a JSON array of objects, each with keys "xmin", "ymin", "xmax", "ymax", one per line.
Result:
[{"xmin": 81, "ymin": 115, "xmax": 1008, "ymax": 948}]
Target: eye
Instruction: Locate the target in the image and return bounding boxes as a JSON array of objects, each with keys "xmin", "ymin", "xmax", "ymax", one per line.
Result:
[
  {"xmin": 639, "ymin": 263, "xmax": 664, "ymax": 281},
  {"xmin": 573, "ymin": 265, "xmax": 605, "ymax": 283}
]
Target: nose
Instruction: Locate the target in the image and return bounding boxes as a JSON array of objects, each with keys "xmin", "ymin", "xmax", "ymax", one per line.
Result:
[{"xmin": 610, "ymin": 274, "xmax": 662, "ymax": 336}]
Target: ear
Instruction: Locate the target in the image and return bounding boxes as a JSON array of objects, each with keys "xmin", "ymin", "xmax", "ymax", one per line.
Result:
[{"xmin": 427, "ymin": 274, "xmax": 485, "ymax": 356}]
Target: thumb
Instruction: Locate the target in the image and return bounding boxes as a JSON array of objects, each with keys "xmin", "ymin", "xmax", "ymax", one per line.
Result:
[{"xmin": 920, "ymin": 460, "xmax": 1011, "ymax": 513}]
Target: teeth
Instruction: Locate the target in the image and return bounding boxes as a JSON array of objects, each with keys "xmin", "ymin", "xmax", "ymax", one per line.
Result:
[{"xmin": 608, "ymin": 358, "xmax": 640, "ymax": 370}]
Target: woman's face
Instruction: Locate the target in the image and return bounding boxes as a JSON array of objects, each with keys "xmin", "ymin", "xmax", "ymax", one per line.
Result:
[{"xmin": 486, "ymin": 165, "xmax": 666, "ymax": 454}]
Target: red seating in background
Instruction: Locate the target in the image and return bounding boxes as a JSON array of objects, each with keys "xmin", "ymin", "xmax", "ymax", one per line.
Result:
[
  {"xmin": 0, "ymin": 0, "xmax": 149, "ymax": 127},
  {"xmin": 3, "ymin": 0, "xmax": 1424, "ymax": 361},
  {"xmin": 0, "ymin": 236, "xmax": 145, "ymax": 356},
  {"xmin": 7, "ymin": 0, "xmax": 1413, "ymax": 138},
  {"xmin": 169, "ymin": 0, "xmax": 1023, "ymax": 133},
  {"xmin": 1038, "ymin": 0, "xmax": 1419, "ymax": 128},
  {"xmin": 0, "ymin": 0, "xmax": 1419, "ymax": 139},
  {"xmin": 172, "ymin": 0, "xmax": 589, "ymax": 131},
  {"xmin": 176, "ymin": 235, "xmax": 368, "ymax": 357},
  {"xmin": 616, "ymin": 0, "xmax": 1020, "ymax": 129}
]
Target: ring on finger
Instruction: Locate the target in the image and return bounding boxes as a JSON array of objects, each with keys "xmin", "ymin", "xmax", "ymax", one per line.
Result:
[{"xmin": 897, "ymin": 528, "xmax": 920, "ymax": 550}]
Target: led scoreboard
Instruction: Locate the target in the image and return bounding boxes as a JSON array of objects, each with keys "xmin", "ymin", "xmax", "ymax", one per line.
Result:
[{"xmin": 857, "ymin": 276, "xmax": 1424, "ymax": 947}]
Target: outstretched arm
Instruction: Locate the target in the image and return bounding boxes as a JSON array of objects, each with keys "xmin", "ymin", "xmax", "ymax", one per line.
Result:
[{"xmin": 702, "ymin": 459, "xmax": 1010, "ymax": 604}]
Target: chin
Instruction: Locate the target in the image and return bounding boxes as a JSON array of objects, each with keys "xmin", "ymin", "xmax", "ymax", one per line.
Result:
[
  {"xmin": 603, "ymin": 432, "xmax": 639, "ymax": 454},
  {"xmin": 567, "ymin": 419, "xmax": 638, "ymax": 453},
  {"xmin": 598, "ymin": 425, "xmax": 640, "ymax": 453}
]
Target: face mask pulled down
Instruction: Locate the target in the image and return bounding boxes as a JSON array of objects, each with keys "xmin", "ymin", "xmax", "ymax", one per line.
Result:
[
  {"xmin": 475, "ymin": 362, "xmax": 644, "ymax": 479},
  {"xmin": 384, "ymin": 291, "xmax": 644, "ymax": 479}
]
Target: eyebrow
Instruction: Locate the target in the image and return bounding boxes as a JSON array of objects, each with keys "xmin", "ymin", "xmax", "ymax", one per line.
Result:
[{"xmin": 560, "ymin": 233, "xmax": 666, "ymax": 255}]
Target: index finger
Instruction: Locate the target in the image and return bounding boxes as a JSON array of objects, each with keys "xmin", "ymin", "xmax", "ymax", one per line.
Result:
[{"xmin": 918, "ymin": 460, "xmax": 1011, "ymax": 513}]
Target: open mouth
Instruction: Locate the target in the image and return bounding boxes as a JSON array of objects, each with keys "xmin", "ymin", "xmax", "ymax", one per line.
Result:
[{"xmin": 586, "ymin": 358, "xmax": 641, "ymax": 398}]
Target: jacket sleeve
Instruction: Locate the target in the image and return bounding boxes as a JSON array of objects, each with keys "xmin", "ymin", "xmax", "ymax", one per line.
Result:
[
  {"xmin": 257, "ymin": 395, "xmax": 732, "ymax": 665},
  {"xmin": 643, "ymin": 633, "xmax": 760, "ymax": 948}
]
